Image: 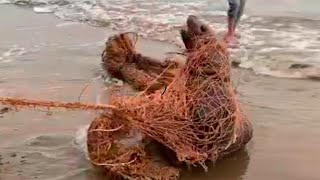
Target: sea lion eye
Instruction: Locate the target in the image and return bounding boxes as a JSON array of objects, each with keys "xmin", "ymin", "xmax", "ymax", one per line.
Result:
[{"xmin": 200, "ymin": 25, "xmax": 208, "ymax": 33}]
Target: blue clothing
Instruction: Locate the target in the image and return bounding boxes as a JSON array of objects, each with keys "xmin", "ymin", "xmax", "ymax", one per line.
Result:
[{"xmin": 228, "ymin": 0, "xmax": 246, "ymax": 26}]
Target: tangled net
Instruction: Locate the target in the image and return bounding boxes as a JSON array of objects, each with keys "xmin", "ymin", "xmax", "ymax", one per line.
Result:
[
  {"xmin": 87, "ymin": 16, "xmax": 253, "ymax": 179},
  {"xmin": 0, "ymin": 15, "xmax": 253, "ymax": 180},
  {"xmin": 0, "ymin": 97, "xmax": 116, "ymax": 111},
  {"xmin": 102, "ymin": 32, "xmax": 181, "ymax": 93}
]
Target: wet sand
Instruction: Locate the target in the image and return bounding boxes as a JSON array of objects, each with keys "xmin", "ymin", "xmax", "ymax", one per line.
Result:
[{"xmin": 1, "ymin": 5, "xmax": 320, "ymax": 180}]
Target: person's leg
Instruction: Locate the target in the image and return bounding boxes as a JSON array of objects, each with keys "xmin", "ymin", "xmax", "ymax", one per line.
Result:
[
  {"xmin": 225, "ymin": 0, "xmax": 240, "ymax": 44},
  {"xmin": 234, "ymin": 0, "xmax": 246, "ymax": 30}
]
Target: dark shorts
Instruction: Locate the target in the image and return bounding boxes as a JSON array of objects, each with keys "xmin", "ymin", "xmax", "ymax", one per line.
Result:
[{"xmin": 228, "ymin": 0, "xmax": 246, "ymax": 24}]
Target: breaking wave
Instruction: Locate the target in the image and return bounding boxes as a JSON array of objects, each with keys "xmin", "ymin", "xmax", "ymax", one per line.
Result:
[{"xmin": 1, "ymin": 0, "xmax": 320, "ymax": 79}]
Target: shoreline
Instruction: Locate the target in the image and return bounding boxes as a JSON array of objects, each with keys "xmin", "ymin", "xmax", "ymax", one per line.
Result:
[
  {"xmin": 1, "ymin": 4, "xmax": 320, "ymax": 81},
  {"xmin": 1, "ymin": 4, "xmax": 320, "ymax": 180}
]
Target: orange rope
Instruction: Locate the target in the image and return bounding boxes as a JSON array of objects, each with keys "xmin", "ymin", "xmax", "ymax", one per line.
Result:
[{"xmin": 0, "ymin": 97, "xmax": 116, "ymax": 111}]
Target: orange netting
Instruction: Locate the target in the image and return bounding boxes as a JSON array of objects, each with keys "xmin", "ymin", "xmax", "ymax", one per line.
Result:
[
  {"xmin": 0, "ymin": 97, "xmax": 116, "ymax": 111},
  {"xmin": 102, "ymin": 32, "xmax": 180, "ymax": 93},
  {"xmin": 0, "ymin": 16, "xmax": 253, "ymax": 180},
  {"xmin": 87, "ymin": 16, "xmax": 253, "ymax": 179}
]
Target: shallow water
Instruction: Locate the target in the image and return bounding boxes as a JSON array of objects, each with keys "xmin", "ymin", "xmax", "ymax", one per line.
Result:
[
  {"xmin": 1, "ymin": 0, "xmax": 320, "ymax": 79},
  {"xmin": 1, "ymin": 4, "xmax": 320, "ymax": 180}
]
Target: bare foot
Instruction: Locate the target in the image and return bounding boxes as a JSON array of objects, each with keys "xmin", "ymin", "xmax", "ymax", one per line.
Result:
[{"xmin": 224, "ymin": 33, "xmax": 238, "ymax": 44}]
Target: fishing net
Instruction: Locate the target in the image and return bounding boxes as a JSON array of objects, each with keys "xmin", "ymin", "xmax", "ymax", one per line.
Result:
[
  {"xmin": 87, "ymin": 113, "xmax": 180, "ymax": 180},
  {"xmin": 101, "ymin": 32, "xmax": 180, "ymax": 93},
  {"xmin": 87, "ymin": 16, "xmax": 253, "ymax": 179},
  {"xmin": 0, "ymin": 15, "xmax": 253, "ymax": 180}
]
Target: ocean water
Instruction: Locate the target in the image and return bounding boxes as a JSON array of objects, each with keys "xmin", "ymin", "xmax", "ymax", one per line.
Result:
[
  {"xmin": 1, "ymin": 0, "xmax": 320, "ymax": 79},
  {"xmin": 1, "ymin": 4, "xmax": 320, "ymax": 180}
]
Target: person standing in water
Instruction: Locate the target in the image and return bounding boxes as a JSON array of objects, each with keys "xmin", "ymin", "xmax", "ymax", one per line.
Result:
[{"xmin": 224, "ymin": 0, "xmax": 246, "ymax": 44}]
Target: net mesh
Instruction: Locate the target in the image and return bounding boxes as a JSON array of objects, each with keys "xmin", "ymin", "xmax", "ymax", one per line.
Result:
[
  {"xmin": 87, "ymin": 16, "xmax": 253, "ymax": 179},
  {"xmin": 0, "ymin": 16, "xmax": 253, "ymax": 180},
  {"xmin": 101, "ymin": 32, "xmax": 180, "ymax": 93}
]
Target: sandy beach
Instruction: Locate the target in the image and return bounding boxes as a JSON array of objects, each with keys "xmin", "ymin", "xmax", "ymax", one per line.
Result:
[{"xmin": 1, "ymin": 4, "xmax": 320, "ymax": 180}]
